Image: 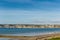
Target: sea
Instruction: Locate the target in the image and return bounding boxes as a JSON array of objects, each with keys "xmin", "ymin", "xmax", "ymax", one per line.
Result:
[{"xmin": 0, "ymin": 28, "xmax": 60, "ymax": 36}]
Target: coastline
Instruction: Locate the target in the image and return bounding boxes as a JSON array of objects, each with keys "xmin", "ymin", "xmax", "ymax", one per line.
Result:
[
  {"xmin": 0, "ymin": 33, "xmax": 60, "ymax": 40},
  {"xmin": 0, "ymin": 31, "xmax": 60, "ymax": 36}
]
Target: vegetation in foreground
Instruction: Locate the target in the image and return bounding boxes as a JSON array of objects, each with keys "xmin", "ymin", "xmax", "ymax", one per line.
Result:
[{"xmin": 48, "ymin": 37, "xmax": 60, "ymax": 40}]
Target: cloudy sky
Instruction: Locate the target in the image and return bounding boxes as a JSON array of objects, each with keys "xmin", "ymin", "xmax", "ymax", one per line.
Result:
[{"xmin": 0, "ymin": 0, "xmax": 60, "ymax": 24}]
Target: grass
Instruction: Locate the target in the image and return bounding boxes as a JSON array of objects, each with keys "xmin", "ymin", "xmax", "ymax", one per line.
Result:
[{"xmin": 48, "ymin": 38, "xmax": 60, "ymax": 40}]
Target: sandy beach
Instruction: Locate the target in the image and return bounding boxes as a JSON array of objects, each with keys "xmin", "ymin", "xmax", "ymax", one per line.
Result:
[{"xmin": 0, "ymin": 33, "xmax": 60, "ymax": 40}]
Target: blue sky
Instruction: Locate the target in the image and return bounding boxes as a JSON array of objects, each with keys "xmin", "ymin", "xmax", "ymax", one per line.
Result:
[{"xmin": 0, "ymin": 0, "xmax": 60, "ymax": 24}]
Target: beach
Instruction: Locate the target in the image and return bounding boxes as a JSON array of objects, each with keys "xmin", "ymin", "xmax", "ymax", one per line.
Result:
[
  {"xmin": 0, "ymin": 33, "xmax": 60, "ymax": 40},
  {"xmin": 0, "ymin": 28, "xmax": 60, "ymax": 40}
]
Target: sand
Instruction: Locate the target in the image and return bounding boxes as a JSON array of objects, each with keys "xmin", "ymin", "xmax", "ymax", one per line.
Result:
[{"xmin": 0, "ymin": 33, "xmax": 60, "ymax": 40}]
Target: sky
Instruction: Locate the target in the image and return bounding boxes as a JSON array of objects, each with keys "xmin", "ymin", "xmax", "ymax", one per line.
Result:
[{"xmin": 0, "ymin": 0, "xmax": 60, "ymax": 24}]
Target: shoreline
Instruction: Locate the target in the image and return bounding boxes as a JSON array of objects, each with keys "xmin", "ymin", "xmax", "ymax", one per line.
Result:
[
  {"xmin": 0, "ymin": 32, "xmax": 60, "ymax": 38},
  {"xmin": 0, "ymin": 32, "xmax": 60, "ymax": 36},
  {"xmin": 0, "ymin": 33, "xmax": 60, "ymax": 40}
]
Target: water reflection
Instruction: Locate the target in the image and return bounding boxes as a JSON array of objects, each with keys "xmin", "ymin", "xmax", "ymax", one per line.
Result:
[
  {"xmin": 0, "ymin": 38, "xmax": 10, "ymax": 40},
  {"xmin": 0, "ymin": 38, "xmax": 20, "ymax": 40}
]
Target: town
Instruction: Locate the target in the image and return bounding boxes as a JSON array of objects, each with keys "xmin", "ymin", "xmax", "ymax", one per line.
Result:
[{"xmin": 0, "ymin": 24, "xmax": 60, "ymax": 28}]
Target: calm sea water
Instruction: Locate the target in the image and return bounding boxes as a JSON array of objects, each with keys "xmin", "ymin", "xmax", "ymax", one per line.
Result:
[
  {"xmin": 0, "ymin": 28, "xmax": 60, "ymax": 36},
  {"xmin": 0, "ymin": 38, "xmax": 10, "ymax": 40}
]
